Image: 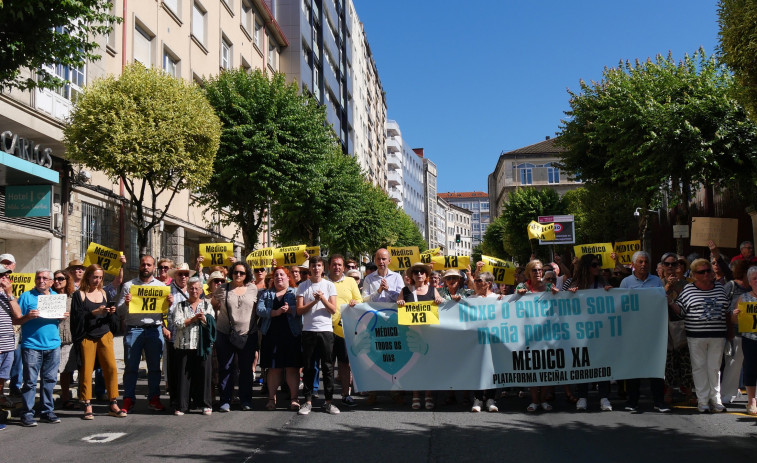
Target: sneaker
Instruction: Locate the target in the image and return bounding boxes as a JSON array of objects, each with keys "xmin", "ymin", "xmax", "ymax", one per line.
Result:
[
  {"xmin": 241, "ymin": 403, "xmax": 252, "ymax": 411},
  {"xmin": 219, "ymin": 403, "xmax": 231, "ymax": 413},
  {"xmin": 624, "ymin": 402, "xmax": 637, "ymax": 412},
  {"xmin": 541, "ymin": 402, "xmax": 552, "ymax": 411},
  {"xmin": 654, "ymin": 403, "xmax": 671, "ymax": 413},
  {"xmin": 710, "ymin": 401, "xmax": 726, "ymax": 413},
  {"xmin": 122, "ymin": 397, "xmax": 135, "ymax": 413},
  {"xmin": 148, "ymin": 396, "xmax": 165, "ymax": 411},
  {"xmin": 471, "ymin": 398, "xmax": 482, "ymax": 412},
  {"xmin": 324, "ymin": 403, "xmax": 340, "ymax": 415},
  {"xmin": 697, "ymin": 403, "xmax": 710, "ymax": 413},
  {"xmin": 21, "ymin": 414, "xmax": 37, "ymax": 427},
  {"xmin": 600, "ymin": 398, "xmax": 613, "ymax": 411},
  {"xmin": 341, "ymin": 396, "xmax": 357, "ymax": 407},
  {"xmin": 40, "ymin": 412, "xmax": 61, "ymax": 423},
  {"xmin": 0, "ymin": 423, "xmax": 5, "ymax": 431},
  {"xmin": 485, "ymin": 399, "xmax": 499, "ymax": 413},
  {"xmin": 576, "ymin": 398, "xmax": 588, "ymax": 411},
  {"xmin": 202, "ymin": 408, "xmax": 212, "ymax": 416},
  {"xmin": 173, "ymin": 410, "xmax": 184, "ymax": 416},
  {"xmin": 298, "ymin": 402, "xmax": 312, "ymax": 416}
]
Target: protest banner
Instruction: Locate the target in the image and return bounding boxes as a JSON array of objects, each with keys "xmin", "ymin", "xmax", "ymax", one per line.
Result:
[
  {"xmin": 527, "ymin": 221, "xmax": 555, "ymax": 241},
  {"xmin": 398, "ymin": 301, "xmax": 439, "ymax": 325},
  {"xmin": 36, "ymin": 294, "xmax": 68, "ymax": 318},
  {"xmin": 82, "ymin": 242, "xmax": 123, "ymax": 276},
  {"xmin": 690, "ymin": 217, "xmax": 739, "ymax": 248},
  {"xmin": 129, "ymin": 286, "xmax": 171, "ymax": 314},
  {"xmin": 424, "ymin": 255, "xmax": 470, "ymax": 270},
  {"xmin": 342, "ymin": 288, "xmax": 667, "ymax": 391},
  {"xmin": 387, "ymin": 246, "xmax": 420, "ymax": 272},
  {"xmin": 738, "ymin": 301, "xmax": 757, "ymax": 333},
  {"xmin": 199, "ymin": 243, "xmax": 234, "ymax": 266},
  {"xmin": 9, "ymin": 273, "xmax": 35, "ymax": 298},
  {"xmin": 574, "ymin": 243, "xmax": 614, "ymax": 269},
  {"xmin": 480, "ymin": 255, "xmax": 515, "ymax": 285},
  {"xmin": 246, "ymin": 244, "xmax": 313, "ymax": 268},
  {"xmin": 613, "ymin": 240, "xmax": 641, "ymax": 266}
]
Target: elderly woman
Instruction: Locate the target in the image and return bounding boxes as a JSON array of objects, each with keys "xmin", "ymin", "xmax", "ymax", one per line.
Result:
[
  {"xmin": 171, "ymin": 277, "xmax": 216, "ymax": 416},
  {"xmin": 470, "ymin": 272, "xmax": 500, "ymax": 413},
  {"xmin": 52, "ymin": 270, "xmax": 77, "ymax": 409},
  {"xmin": 71, "ymin": 264, "xmax": 124, "ymax": 419},
  {"xmin": 563, "ymin": 254, "xmax": 613, "ymax": 412},
  {"xmin": 439, "ymin": 269, "xmax": 475, "ymax": 301},
  {"xmin": 669, "ymin": 258, "xmax": 730, "ymax": 413},
  {"xmin": 731, "ymin": 266, "xmax": 757, "ymax": 415},
  {"xmin": 517, "ymin": 259, "xmax": 559, "ymax": 412},
  {"xmin": 397, "ymin": 262, "xmax": 443, "ymax": 410},
  {"xmin": 212, "ymin": 262, "xmax": 258, "ymax": 412},
  {"xmin": 722, "ymin": 260, "xmax": 751, "ymax": 405},
  {"xmin": 257, "ymin": 267, "xmax": 301, "ymax": 411}
]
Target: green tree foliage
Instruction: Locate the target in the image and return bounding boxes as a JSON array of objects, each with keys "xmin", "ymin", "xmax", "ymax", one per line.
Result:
[
  {"xmin": 558, "ymin": 49, "xmax": 757, "ymax": 218},
  {"xmin": 64, "ymin": 63, "xmax": 221, "ymax": 255},
  {"xmin": 390, "ymin": 208, "xmax": 428, "ymax": 252},
  {"xmin": 718, "ymin": 0, "xmax": 757, "ymax": 121},
  {"xmin": 499, "ymin": 187, "xmax": 567, "ymax": 264},
  {"xmin": 201, "ymin": 69, "xmax": 336, "ymax": 251},
  {"xmin": 562, "ymin": 186, "xmax": 638, "ymax": 244},
  {"xmin": 0, "ymin": 0, "xmax": 120, "ymax": 91},
  {"xmin": 480, "ymin": 215, "xmax": 508, "ymax": 259}
]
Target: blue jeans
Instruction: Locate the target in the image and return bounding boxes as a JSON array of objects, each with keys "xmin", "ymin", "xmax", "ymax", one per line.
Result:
[
  {"xmin": 123, "ymin": 326, "xmax": 164, "ymax": 400},
  {"xmin": 216, "ymin": 331, "xmax": 258, "ymax": 405},
  {"xmin": 10, "ymin": 344, "xmax": 23, "ymax": 390},
  {"xmin": 21, "ymin": 347, "xmax": 60, "ymax": 419}
]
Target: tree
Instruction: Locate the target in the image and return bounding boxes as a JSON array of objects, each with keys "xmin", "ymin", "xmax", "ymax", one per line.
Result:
[
  {"xmin": 718, "ymin": 0, "xmax": 757, "ymax": 121},
  {"xmin": 499, "ymin": 187, "xmax": 567, "ymax": 264},
  {"xmin": 0, "ymin": 0, "xmax": 120, "ymax": 91},
  {"xmin": 201, "ymin": 69, "xmax": 336, "ymax": 252},
  {"xmin": 480, "ymin": 215, "xmax": 508, "ymax": 259},
  {"xmin": 562, "ymin": 185, "xmax": 639, "ymax": 245},
  {"xmin": 558, "ymin": 49, "xmax": 757, "ymax": 230},
  {"xmin": 64, "ymin": 63, "xmax": 221, "ymax": 255},
  {"xmin": 390, "ymin": 208, "xmax": 427, "ymax": 252}
]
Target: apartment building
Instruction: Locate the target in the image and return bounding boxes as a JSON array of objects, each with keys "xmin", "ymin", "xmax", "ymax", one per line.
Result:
[
  {"xmin": 385, "ymin": 120, "xmax": 425, "ymax": 237},
  {"xmin": 437, "ymin": 191, "xmax": 490, "ymax": 247}
]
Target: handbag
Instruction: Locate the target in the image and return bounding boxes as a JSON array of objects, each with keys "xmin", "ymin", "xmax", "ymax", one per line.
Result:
[{"xmin": 225, "ymin": 284, "xmax": 253, "ymax": 349}]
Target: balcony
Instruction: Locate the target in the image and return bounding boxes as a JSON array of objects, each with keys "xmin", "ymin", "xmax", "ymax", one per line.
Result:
[
  {"xmin": 388, "ymin": 169, "xmax": 401, "ymax": 187},
  {"xmin": 387, "ymin": 150, "xmax": 402, "ymax": 170},
  {"xmin": 388, "ymin": 185, "xmax": 403, "ymax": 204},
  {"xmin": 386, "ymin": 137, "xmax": 401, "ymax": 153}
]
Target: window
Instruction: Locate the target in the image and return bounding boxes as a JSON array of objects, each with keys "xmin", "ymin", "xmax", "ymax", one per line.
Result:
[
  {"xmin": 164, "ymin": 0, "xmax": 179, "ymax": 17},
  {"xmin": 221, "ymin": 37, "xmax": 232, "ymax": 69},
  {"xmin": 253, "ymin": 21, "xmax": 263, "ymax": 49},
  {"xmin": 163, "ymin": 49, "xmax": 179, "ymax": 77},
  {"xmin": 546, "ymin": 163, "xmax": 560, "ymax": 184},
  {"xmin": 480, "ymin": 202, "xmax": 489, "ymax": 211},
  {"xmin": 518, "ymin": 163, "xmax": 534, "ymax": 185},
  {"xmin": 241, "ymin": 0, "xmax": 253, "ymax": 35},
  {"xmin": 80, "ymin": 203, "xmax": 112, "ymax": 259},
  {"xmin": 473, "ymin": 213, "xmax": 480, "ymax": 221},
  {"xmin": 192, "ymin": 2, "xmax": 207, "ymax": 45},
  {"xmin": 127, "ymin": 221, "xmax": 152, "ymax": 270},
  {"xmin": 134, "ymin": 24, "xmax": 153, "ymax": 66},
  {"xmin": 268, "ymin": 40, "xmax": 278, "ymax": 69}
]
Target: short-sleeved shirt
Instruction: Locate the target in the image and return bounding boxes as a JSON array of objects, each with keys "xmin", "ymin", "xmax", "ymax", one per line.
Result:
[
  {"xmin": 297, "ymin": 278, "xmax": 337, "ymax": 332},
  {"xmin": 0, "ymin": 293, "xmax": 15, "ymax": 353},
  {"xmin": 117, "ymin": 277, "xmax": 167, "ymax": 327},
  {"xmin": 675, "ymin": 283, "xmax": 729, "ymax": 338},
  {"xmin": 619, "ymin": 273, "xmax": 663, "ymax": 289},
  {"xmin": 19, "ymin": 288, "xmax": 61, "ymax": 350}
]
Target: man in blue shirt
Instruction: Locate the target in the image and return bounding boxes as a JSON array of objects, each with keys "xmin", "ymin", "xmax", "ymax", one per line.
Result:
[
  {"xmin": 619, "ymin": 251, "xmax": 668, "ymax": 412},
  {"xmin": 17, "ymin": 269, "xmax": 68, "ymax": 426}
]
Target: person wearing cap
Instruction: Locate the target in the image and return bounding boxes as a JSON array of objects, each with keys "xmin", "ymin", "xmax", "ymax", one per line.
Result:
[
  {"xmin": 66, "ymin": 259, "xmax": 86, "ymax": 289},
  {"xmin": 0, "ymin": 264, "xmax": 22, "ymax": 413},
  {"xmin": 205, "ymin": 270, "xmax": 227, "ymax": 298},
  {"xmin": 0, "ymin": 254, "xmax": 16, "ymax": 272},
  {"xmin": 17, "ymin": 268, "xmax": 69, "ymax": 426},
  {"xmin": 1, "ymin": 253, "xmax": 22, "ymax": 398},
  {"xmin": 117, "ymin": 255, "xmax": 174, "ymax": 413},
  {"xmin": 165, "ymin": 263, "xmax": 195, "ymax": 411},
  {"xmin": 439, "ymin": 269, "xmax": 475, "ymax": 302},
  {"xmin": 361, "ymin": 248, "xmax": 404, "ymax": 303},
  {"xmin": 397, "ymin": 262, "xmax": 443, "ymax": 410}
]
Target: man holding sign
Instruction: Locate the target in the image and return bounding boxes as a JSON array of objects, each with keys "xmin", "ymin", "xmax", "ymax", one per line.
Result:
[
  {"xmin": 17, "ymin": 269, "xmax": 69, "ymax": 427},
  {"xmin": 117, "ymin": 255, "xmax": 173, "ymax": 413}
]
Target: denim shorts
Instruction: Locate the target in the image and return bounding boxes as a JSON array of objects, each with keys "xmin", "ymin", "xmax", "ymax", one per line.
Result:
[{"xmin": 0, "ymin": 350, "xmax": 13, "ymax": 380}]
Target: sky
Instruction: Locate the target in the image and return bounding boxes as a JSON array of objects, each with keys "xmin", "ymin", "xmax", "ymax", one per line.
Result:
[{"xmin": 351, "ymin": 0, "xmax": 721, "ymax": 193}]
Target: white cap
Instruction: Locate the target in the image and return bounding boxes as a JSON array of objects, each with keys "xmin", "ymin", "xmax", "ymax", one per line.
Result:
[{"xmin": 0, "ymin": 254, "xmax": 15, "ymax": 264}]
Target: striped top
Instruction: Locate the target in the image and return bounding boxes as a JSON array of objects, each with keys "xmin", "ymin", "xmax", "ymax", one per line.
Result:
[
  {"xmin": 0, "ymin": 293, "xmax": 14, "ymax": 352},
  {"xmin": 675, "ymin": 283, "xmax": 729, "ymax": 338}
]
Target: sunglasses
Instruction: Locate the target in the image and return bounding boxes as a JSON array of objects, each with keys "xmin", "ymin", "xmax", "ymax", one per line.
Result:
[
  {"xmin": 662, "ymin": 261, "xmax": 679, "ymax": 267},
  {"xmin": 694, "ymin": 269, "xmax": 713, "ymax": 275},
  {"xmin": 158, "ymin": 266, "xmax": 171, "ymax": 270},
  {"xmin": 54, "ymin": 277, "xmax": 67, "ymax": 282},
  {"xmin": 412, "ymin": 270, "xmax": 426, "ymax": 275},
  {"xmin": 474, "ymin": 279, "xmax": 484, "ymax": 283},
  {"xmin": 531, "ymin": 268, "xmax": 543, "ymax": 273},
  {"xmin": 254, "ymin": 268, "xmax": 266, "ymax": 273},
  {"xmin": 232, "ymin": 270, "xmax": 247, "ymax": 276},
  {"xmin": 347, "ymin": 265, "xmax": 357, "ymax": 269}
]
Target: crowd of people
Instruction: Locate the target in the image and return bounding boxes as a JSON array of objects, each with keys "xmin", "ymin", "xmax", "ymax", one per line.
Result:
[{"xmin": 0, "ymin": 240, "xmax": 755, "ymax": 430}]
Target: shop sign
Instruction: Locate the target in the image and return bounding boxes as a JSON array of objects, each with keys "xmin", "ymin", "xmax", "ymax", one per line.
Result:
[
  {"xmin": 0, "ymin": 130, "xmax": 54, "ymax": 168},
  {"xmin": 5, "ymin": 185, "xmax": 51, "ymax": 217}
]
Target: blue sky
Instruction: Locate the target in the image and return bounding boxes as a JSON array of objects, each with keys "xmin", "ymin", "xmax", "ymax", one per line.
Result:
[{"xmin": 352, "ymin": 0, "xmax": 721, "ymax": 193}]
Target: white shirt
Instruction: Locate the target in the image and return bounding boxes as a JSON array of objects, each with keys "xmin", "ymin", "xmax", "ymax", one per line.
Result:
[{"xmin": 297, "ymin": 279, "xmax": 337, "ymax": 332}]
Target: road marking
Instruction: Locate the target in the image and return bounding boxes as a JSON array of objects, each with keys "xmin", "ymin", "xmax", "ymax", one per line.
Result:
[{"xmin": 81, "ymin": 432, "xmax": 127, "ymax": 443}]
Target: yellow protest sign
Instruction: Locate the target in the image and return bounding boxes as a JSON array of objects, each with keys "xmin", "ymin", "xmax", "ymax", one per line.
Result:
[
  {"xmin": 9, "ymin": 273, "xmax": 35, "ymax": 298},
  {"xmin": 128, "ymin": 285, "xmax": 171, "ymax": 314},
  {"xmin": 246, "ymin": 245, "xmax": 315, "ymax": 268},
  {"xmin": 82, "ymin": 242, "xmax": 123, "ymax": 276},
  {"xmin": 613, "ymin": 240, "xmax": 641, "ymax": 266},
  {"xmin": 480, "ymin": 255, "xmax": 516, "ymax": 285},
  {"xmin": 427, "ymin": 255, "xmax": 470, "ymax": 270},
  {"xmin": 738, "ymin": 302, "xmax": 757, "ymax": 333},
  {"xmin": 332, "ymin": 308, "xmax": 344, "ymax": 338},
  {"xmin": 419, "ymin": 247, "xmax": 442, "ymax": 261},
  {"xmin": 573, "ymin": 243, "xmax": 615, "ymax": 269},
  {"xmin": 527, "ymin": 221, "xmax": 556, "ymax": 241},
  {"xmin": 305, "ymin": 246, "xmax": 321, "ymax": 258},
  {"xmin": 398, "ymin": 301, "xmax": 439, "ymax": 325},
  {"xmin": 199, "ymin": 243, "xmax": 234, "ymax": 267},
  {"xmin": 388, "ymin": 246, "xmax": 419, "ymax": 272}
]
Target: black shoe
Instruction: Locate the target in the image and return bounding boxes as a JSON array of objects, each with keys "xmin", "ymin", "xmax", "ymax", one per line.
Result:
[{"xmin": 654, "ymin": 403, "xmax": 671, "ymax": 413}]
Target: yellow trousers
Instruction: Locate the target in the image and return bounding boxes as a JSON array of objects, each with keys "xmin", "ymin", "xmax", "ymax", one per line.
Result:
[{"xmin": 78, "ymin": 331, "xmax": 119, "ymax": 401}]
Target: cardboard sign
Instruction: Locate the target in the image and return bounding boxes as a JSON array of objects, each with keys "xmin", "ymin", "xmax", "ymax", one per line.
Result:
[
  {"xmin": 82, "ymin": 242, "xmax": 123, "ymax": 276},
  {"xmin": 246, "ymin": 244, "xmax": 315, "ymax": 268},
  {"xmin": 128, "ymin": 285, "xmax": 170, "ymax": 314},
  {"xmin": 387, "ymin": 246, "xmax": 420, "ymax": 272},
  {"xmin": 573, "ymin": 243, "xmax": 614, "ymax": 269},
  {"xmin": 421, "ymin": 255, "xmax": 470, "ymax": 270},
  {"xmin": 738, "ymin": 302, "xmax": 757, "ymax": 333},
  {"xmin": 527, "ymin": 221, "xmax": 555, "ymax": 241},
  {"xmin": 398, "ymin": 301, "xmax": 439, "ymax": 325},
  {"xmin": 36, "ymin": 294, "xmax": 67, "ymax": 318},
  {"xmin": 480, "ymin": 255, "xmax": 515, "ymax": 285},
  {"xmin": 690, "ymin": 217, "xmax": 738, "ymax": 248},
  {"xmin": 613, "ymin": 240, "xmax": 641, "ymax": 266},
  {"xmin": 9, "ymin": 273, "xmax": 35, "ymax": 298},
  {"xmin": 199, "ymin": 243, "xmax": 234, "ymax": 266}
]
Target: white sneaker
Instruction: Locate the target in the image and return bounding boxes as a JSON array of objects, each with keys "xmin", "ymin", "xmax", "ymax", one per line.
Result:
[
  {"xmin": 324, "ymin": 403, "xmax": 340, "ymax": 415},
  {"xmin": 600, "ymin": 398, "xmax": 613, "ymax": 411},
  {"xmin": 485, "ymin": 399, "xmax": 498, "ymax": 412},
  {"xmin": 298, "ymin": 402, "xmax": 312, "ymax": 415},
  {"xmin": 710, "ymin": 401, "xmax": 726, "ymax": 413},
  {"xmin": 697, "ymin": 403, "xmax": 710, "ymax": 413},
  {"xmin": 471, "ymin": 398, "xmax": 482, "ymax": 412},
  {"xmin": 576, "ymin": 398, "xmax": 587, "ymax": 411}
]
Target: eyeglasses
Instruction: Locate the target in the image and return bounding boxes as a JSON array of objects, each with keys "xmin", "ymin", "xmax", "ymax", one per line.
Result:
[
  {"xmin": 54, "ymin": 277, "xmax": 67, "ymax": 282},
  {"xmin": 254, "ymin": 268, "xmax": 266, "ymax": 273},
  {"xmin": 232, "ymin": 271, "xmax": 247, "ymax": 276},
  {"xmin": 158, "ymin": 266, "xmax": 171, "ymax": 270},
  {"xmin": 35, "ymin": 276, "xmax": 50, "ymax": 281},
  {"xmin": 176, "ymin": 273, "xmax": 190, "ymax": 277},
  {"xmin": 211, "ymin": 279, "xmax": 225, "ymax": 284},
  {"xmin": 474, "ymin": 279, "xmax": 484, "ymax": 283},
  {"xmin": 694, "ymin": 269, "xmax": 713, "ymax": 275},
  {"xmin": 531, "ymin": 268, "xmax": 543, "ymax": 273},
  {"xmin": 662, "ymin": 261, "xmax": 679, "ymax": 267},
  {"xmin": 347, "ymin": 265, "xmax": 357, "ymax": 269}
]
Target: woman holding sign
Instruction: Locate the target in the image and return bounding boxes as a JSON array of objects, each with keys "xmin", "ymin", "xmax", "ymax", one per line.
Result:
[
  {"xmin": 397, "ymin": 262, "xmax": 443, "ymax": 410},
  {"xmin": 212, "ymin": 262, "xmax": 258, "ymax": 412},
  {"xmin": 730, "ymin": 266, "xmax": 757, "ymax": 415},
  {"xmin": 71, "ymin": 264, "xmax": 125, "ymax": 419},
  {"xmin": 516, "ymin": 260, "xmax": 559, "ymax": 412}
]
